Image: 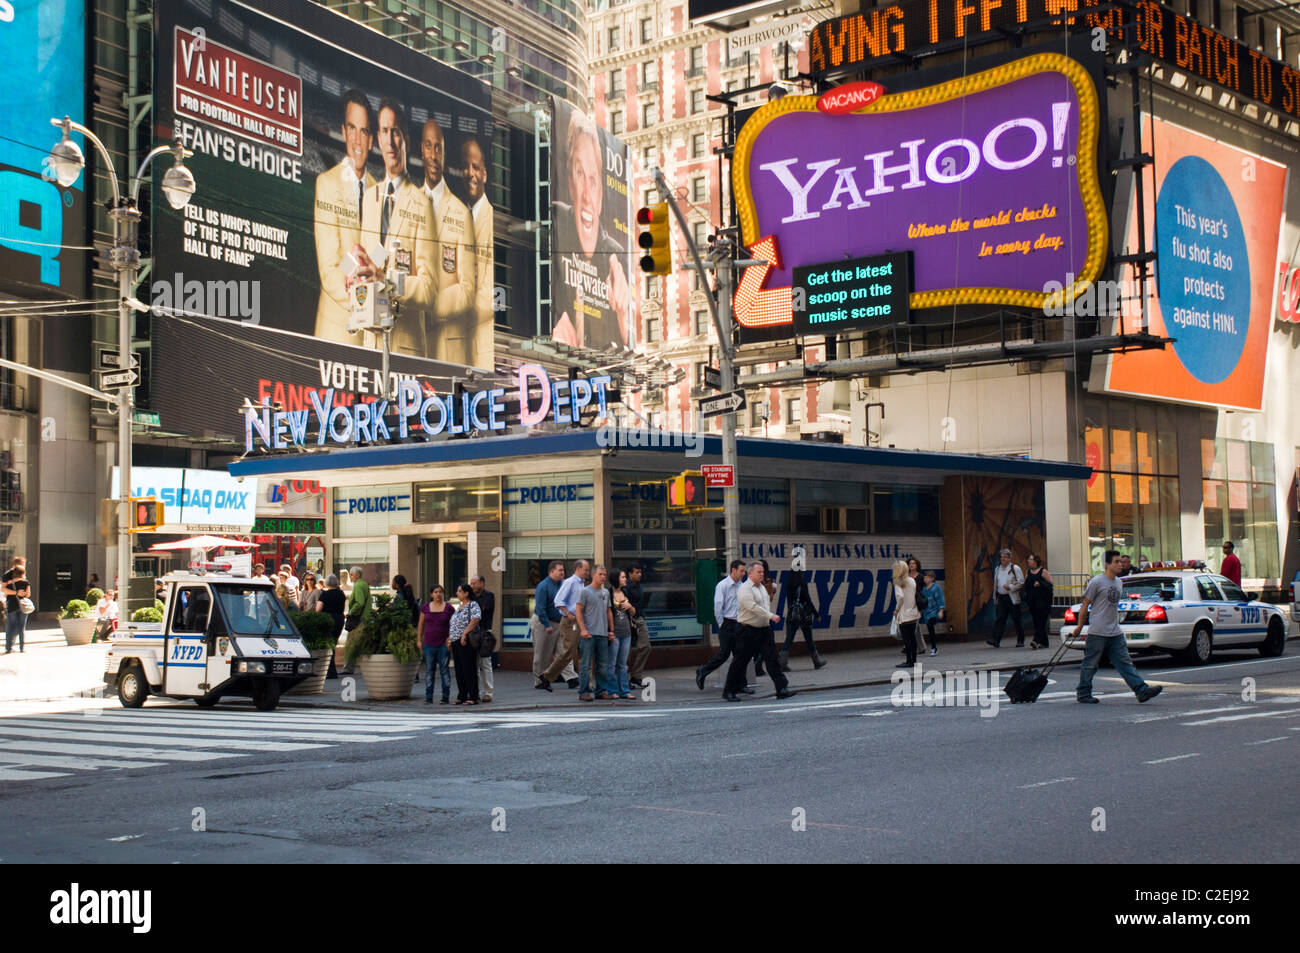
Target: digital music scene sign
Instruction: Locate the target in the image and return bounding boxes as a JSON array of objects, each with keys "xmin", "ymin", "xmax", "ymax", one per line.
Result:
[{"xmin": 793, "ymin": 252, "xmax": 912, "ymax": 335}]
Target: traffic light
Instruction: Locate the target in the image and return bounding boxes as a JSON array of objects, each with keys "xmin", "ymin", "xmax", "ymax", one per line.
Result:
[
  {"xmin": 130, "ymin": 497, "xmax": 164, "ymax": 532},
  {"xmin": 667, "ymin": 471, "xmax": 706, "ymax": 509},
  {"xmin": 637, "ymin": 203, "xmax": 671, "ymax": 276}
]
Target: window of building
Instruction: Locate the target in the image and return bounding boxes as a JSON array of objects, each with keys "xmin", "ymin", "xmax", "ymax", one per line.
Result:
[
  {"xmin": 688, "ymin": 45, "xmax": 704, "ymax": 75},
  {"xmin": 873, "ymin": 485, "xmax": 942, "ymax": 535},
  {"xmin": 693, "ymin": 309, "xmax": 709, "ymax": 336},
  {"xmin": 646, "ymin": 316, "xmax": 660, "ymax": 343},
  {"xmin": 608, "ymin": 26, "xmax": 620, "ymax": 52},
  {"xmin": 641, "ymin": 145, "xmax": 655, "ymax": 168},
  {"xmin": 641, "ymin": 101, "xmax": 655, "ymax": 126},
  {"xmin": 691, "ymin": 88, "xmax": 705, "ymax": 113},
  {"xmin": 1202, "ymin": 436, "xmax": 1279, "ymax": 579},
  {"xmin": 750, "ymin": 400, "xmax": 766, "ymax": 428},
  {"xmin": 641, "ymin": 60, "xmax": 657, "ymax": 88},
  {"xmin": 692, "ymin": 177, "xmax": 706, "ymax": 203},
  {"xmin": 794, "ymin": 480, "xmax": 869, "ymax": 533},
  {"xmin": 414, "ymin": 477, "xmax": 500, "ymax": 523},
  {"xmin": 1083, "ymin": 398, "xmax": 1182, "ymax": 573},
  {"xmin": 786, "ymin": 396, "xmax": 801, "ymax": 426},
  {"xmin": 692, "ymin": 220, "xmax": 708, "ymax": 247},
  {"xmin": 610, "ymin": 110, "xmax": 623, "ymax": 134},
  {"xmin": 643, "ymin": 186, "xmax": 656, "ymax": 207},
  {"xmin": 640, "ymin": 16, "xmax": 653, "ymax": 43},
  {"xmin": 691, "ymin": 133, "xmax": 706, "ymax": 158},
  {"xmin": 608, "ymin": 68, "xmax": 624, "ymax": 98}
]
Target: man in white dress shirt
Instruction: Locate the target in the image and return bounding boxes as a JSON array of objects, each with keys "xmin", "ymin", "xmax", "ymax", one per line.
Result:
[
  {"xmin": 462, "ymin": 135, "xmax": 494, "ymax": 370},
  {"xmin": 314, "ymin": 89, "xmax": 375, "ymax": 342}
]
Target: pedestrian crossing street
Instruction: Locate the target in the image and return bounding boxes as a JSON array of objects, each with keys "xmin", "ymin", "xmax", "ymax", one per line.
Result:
[{"xmin": 0, "ymin": 700, "xmax": 678, "ymax": 784}]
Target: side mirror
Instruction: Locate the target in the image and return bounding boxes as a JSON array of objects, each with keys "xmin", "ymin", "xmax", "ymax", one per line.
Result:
[{"xmin": 1245, "ymin": 592, "xmax": 1258, "ymax": 602}]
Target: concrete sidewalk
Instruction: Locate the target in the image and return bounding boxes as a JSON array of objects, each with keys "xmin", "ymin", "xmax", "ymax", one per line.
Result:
[
  {"xmin": 281, "ymin": 636, "xmax": 1082, "ymax": 712},
  {"xmin": 0, "ymin": 621, "xmax": 1098, "ymax": 712},
  {"xmin": 0, "ymin": 624, "xmax": 111, "ymax": 703}
]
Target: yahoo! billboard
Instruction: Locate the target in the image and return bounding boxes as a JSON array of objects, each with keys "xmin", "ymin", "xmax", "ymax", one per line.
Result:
[{"xmin": 732, "ymin": 53, "xmax": 1107, "ymax": 328}]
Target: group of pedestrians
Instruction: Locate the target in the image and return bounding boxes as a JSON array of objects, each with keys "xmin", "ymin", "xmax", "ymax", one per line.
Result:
[
  {"xmin": 532, "ymin": 560, "xmax": 650, "ymax": 701},
  {"xmin": 984, "ymin": 549, "xmax": 1054, "ymax": 650},
  {"xmin": 413, "ymin": 574, "xmax": 496, "ymax": 705},
  {"xmin": 695, "ymin": 559, "xmax": 800, "ymax": 701}
]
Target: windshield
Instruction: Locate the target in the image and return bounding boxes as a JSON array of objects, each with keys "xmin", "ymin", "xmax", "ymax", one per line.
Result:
[
  {"xmin": 214, "ymin": 585, "xmax": 295, "ymax": 637},
  {"xmin": 1120, "ymin": 577, "xmax": 1182, "ymax": 601}
]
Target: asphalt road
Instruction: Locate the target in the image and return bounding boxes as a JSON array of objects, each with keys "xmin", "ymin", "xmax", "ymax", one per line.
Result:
[{"xmin": 1, "ymin": 649, "xmax": 1297, "ymax": 863}]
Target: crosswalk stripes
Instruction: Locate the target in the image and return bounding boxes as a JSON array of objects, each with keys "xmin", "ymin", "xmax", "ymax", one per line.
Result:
[{"xmin": 0, "ymin": 702, "xmax": 678, "ymax": 785}]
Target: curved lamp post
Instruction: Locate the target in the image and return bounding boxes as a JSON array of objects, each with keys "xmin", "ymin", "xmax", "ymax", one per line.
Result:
[{"xmin": 48, "ymin": 116, "xmax": 195, "ymax": 609}]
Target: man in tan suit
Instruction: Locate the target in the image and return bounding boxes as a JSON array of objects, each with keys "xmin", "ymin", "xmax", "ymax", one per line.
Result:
[
  {"xmin": 462, "ymin": 136, "xmax": 494, "ymax": 371},
  {"xmin": 353, "ymin": 98, "xmax": 437, "ymax": 356},
  {"xmin": 314, "ymin": 89, "xmax": 375, "ymax": 342},
  {"xmin": 419, "ymin": 118, "xmax": 475, "ymax": 365}
]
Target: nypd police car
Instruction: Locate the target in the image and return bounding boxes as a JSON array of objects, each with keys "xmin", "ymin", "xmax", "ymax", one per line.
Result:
[{"xmin": 1060, "ymin": 570, "xmax": 1288, "ymax": 665}]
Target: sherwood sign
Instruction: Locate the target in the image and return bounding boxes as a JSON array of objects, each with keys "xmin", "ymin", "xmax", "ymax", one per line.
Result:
[{"xmin": 810, "ymin": 0, "xmax": 1300, "ymax": 122}]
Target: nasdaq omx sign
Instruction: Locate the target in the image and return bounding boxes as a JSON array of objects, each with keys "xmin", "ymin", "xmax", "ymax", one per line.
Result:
[{"xmin": 732, "ymin": 54, "xmax": 1106, "ymax": 328}]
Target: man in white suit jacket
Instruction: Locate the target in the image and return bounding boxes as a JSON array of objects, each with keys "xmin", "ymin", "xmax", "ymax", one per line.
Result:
[
  {"xmin": 314, "ymin": 89, "xmax": 375, "ymax": 342},
  {"xmin": 463, "ymin": 136, "xmax": 494, "ymax": 371}
]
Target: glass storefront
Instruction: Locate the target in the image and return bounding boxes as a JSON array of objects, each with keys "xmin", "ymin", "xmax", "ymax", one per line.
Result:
[
  {"xmin": 1202, "ymin": 437, "xmax": 1279, "ymax": 579},
  {"xmin": 413, "ymin": 477, "xmax": 500, "ymax": 523},
  {"xmin": 1084, "ymin": 399, "xmax": 1182, "ymax": 571},
  {"xmin": 610, "ymin": 471, "xmax": 699, "ymax": 640},
  {"xmin": 331, "ymin": 483, "xmax": 412, "ymax": 588}
]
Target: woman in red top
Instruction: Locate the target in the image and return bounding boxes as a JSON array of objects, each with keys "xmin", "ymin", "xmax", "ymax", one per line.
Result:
[{"xmin": 418, "ymin": 585, "xmax": 455, "ymax": 704}]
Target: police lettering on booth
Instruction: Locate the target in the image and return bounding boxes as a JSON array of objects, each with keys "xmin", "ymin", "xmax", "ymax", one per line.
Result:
[{"xmin": 333, "ymin": 493, "xmax": 411, "ymax": 515}]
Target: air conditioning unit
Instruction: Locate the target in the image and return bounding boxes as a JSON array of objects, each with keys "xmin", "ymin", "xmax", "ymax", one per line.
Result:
[{"xmin": 820, "ymin": 506, "xmax": 869, "ymax": 533}]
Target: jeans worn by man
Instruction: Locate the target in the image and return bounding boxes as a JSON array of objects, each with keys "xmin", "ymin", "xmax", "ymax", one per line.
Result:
[
  {"xmin": 1076, "ymin": 634, "xmax": 1152, "ymax": 701},
  {"xmin": 1075, "ymin": 555, "xmax": 1162, "ymax": 704},
  {"xmin": 5, "ymin": 609, "xmax": 28, "ymax": 653},
  {"xmin": 423, "ymin": 643, "xmax": 451, "ymax": 703}
]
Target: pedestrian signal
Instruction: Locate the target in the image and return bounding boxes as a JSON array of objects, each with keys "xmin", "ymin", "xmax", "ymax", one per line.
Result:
[
  {"xmin": 130, "ymin": 497, "xmax": 164, "ymax": 532},
  {"xmin": 637, "ymin": 203, "xmax": 671, "ymax": 276},
  {"xmin": 667, "ymin": 471, "xmax": 705, "ymax": 509}
]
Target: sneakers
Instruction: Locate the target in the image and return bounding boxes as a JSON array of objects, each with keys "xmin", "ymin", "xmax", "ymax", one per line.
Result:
[
  {"xmin": 1077, "ymin": 695, "xmax": 1099, "ymax": 704},
  {"xmin": 580, "ymin": 692, "xmax": 594, "ymax": 702},
  {"xmin": 1137, "ymin": 685, "xmax": 1163, "ymax": 703},
  {"xmin": 567, "ymin": 678, "xmax": 580, "ymax": 689},
  {"xmin": 928, "ymin": 647, "xmax": 938, "ymax": 657}
]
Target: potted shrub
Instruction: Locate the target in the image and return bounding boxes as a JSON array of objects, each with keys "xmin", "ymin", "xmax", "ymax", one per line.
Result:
[
  {"xmin": 59, "ymin": 599, "xmax": 96, "ymax": 646},
  {"xmin": 345, "ymin": 594, "xmax": 419, "ymax": 700},
  {"xmin": 287, "ymin": 610, "xmax": 338, "ymax": 695},
  {"xmin": 131, "ymin": 606, "xmax": 164, "ymax": 623}
]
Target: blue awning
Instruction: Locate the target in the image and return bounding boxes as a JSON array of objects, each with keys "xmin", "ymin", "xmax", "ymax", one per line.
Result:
[{"xmin": 228, "ymin": 429, "xmax": 1091, "ymax": 483}]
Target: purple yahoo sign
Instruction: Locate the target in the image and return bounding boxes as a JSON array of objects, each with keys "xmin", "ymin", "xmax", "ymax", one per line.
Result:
[{"xmin": 732, "ymin": 54, "xmax": 1107, "ymax": 328}]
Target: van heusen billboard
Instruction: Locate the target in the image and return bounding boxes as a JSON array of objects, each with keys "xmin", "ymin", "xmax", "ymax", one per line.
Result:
[
  {"xmin": 732, "ymin": 53, "xmax": 1107, "ymax": 330},
  {"xmin": 151, "ymin": 0, "xmax": 505, "ymax": 438},
  {"xmin": 1100, "ymin": 116, "xmax": 1288, "ymax": 411}
]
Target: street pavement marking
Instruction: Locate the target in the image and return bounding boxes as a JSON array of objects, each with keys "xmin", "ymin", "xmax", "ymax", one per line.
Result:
[
  {"xmin": 0, "ymin": 766, "xmax": 70, "ymax": 781},
  {"xmin": 1180, "ymin": 706, "xmax": 1300, "ymax": 726},
  {"xmin": 436, "ymin": 728, "xmax": 491, "ymax": 735},
  {"xmin": 0, "ymin": 752, "xmax": 163, "ymax": 771},
  {"xmin": 1144, "ymin": 753, "xmax": 1201, "ymax": 764},
  {"xmin": 6, "ymin": 715, "xmax": 408, "ymax": 744},
  {"xmin": 1244, "ymin": 736, "xmax": 1289, "ymax": 745},
  {"xmin": 0, "ymin": 738, "xmax": 242, "ymax": 762},
  {"xmin": 1018, "ymin": 777, "xmax": 1077, "ymax": 788},
  {"xmin": 1131, "ymin": 705, "xmax": 1246, "ymax": 723},
  {"xmin": 492, "ymin": 722, "xmax": 546, "ymax": 729},
  {"xmin": 720, "ymin": 748, "xmax": 780, "ymax": 758},
  {"xmin": 0, "ymin": 724, "xmax": 330, "ymax": 752}
]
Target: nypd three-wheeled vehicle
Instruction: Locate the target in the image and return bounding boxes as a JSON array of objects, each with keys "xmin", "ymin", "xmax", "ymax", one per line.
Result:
[{"xmin": 104, "ymin": 570, "xmax": 313, "ymax": 711}]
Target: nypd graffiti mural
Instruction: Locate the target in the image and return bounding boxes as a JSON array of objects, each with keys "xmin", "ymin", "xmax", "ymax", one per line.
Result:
[{"xmin": 740, "ymin": 535, "xmax": 944, "ymax": 633}]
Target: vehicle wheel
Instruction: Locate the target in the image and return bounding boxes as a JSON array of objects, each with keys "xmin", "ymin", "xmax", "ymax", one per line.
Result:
[
  {"xmin": 1181, "ymin": 624, "xmax": 1213, "ymax": 666},
  {"xmin": 195, "ymin": 692, "xmax": 221, "ymax": 708},
  {"xmin": 1259, "ymin": 618, "xmax": 1286, "ymax": 657},
  {"xmin": 251, "ymin": 680, "xmax": 281, "ymax": 712},
  {"xmin": 117, "ymin": 664, "xmax": 147, "ymax": 708}
]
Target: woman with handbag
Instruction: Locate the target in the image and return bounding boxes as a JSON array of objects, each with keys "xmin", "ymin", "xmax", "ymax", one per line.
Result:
[
  {"xmin": 609, "ymin": 569, "xmax": 636, "ymax": 699},
  {"xmin": 892, "ymin": 560, "xmax": 920, "ymax": 668},
  {"xmin": 449, "ymin": 583, "xmax": 482, "ymax": 705},
  {"xmin": 779, "ymin": 570, "xmax": 827, "ymax": 672},
  {"xmin": 1025, "ymin": 553, "xmax": 1054, "ymax": 649},
  {"xmin": 297, "ymin": 573, "xmax": 320, "ymax": 613},
  {"xmin": 907, "ymin": 557, "xmax": 929, "ymax": 655},
  {"xmin": 3, "ymin": 562, "xmax": 32, "ymax": 654}
]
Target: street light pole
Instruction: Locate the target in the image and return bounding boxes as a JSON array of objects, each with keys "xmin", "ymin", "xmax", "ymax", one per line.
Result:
[{"xmin": 47, "ymin": 118, "xmax": 195, "ymax": 609}]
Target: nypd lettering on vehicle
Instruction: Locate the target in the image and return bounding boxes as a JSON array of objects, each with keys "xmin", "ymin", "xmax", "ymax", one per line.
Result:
[{"xmin": 233, "ymin": 637, "xmax": 309, "ymax": 658}]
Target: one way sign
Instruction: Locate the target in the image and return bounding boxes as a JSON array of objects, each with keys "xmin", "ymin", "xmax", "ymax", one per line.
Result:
[{"xmin": 699, "ymin": 390, "xmax": 745, "ymax": 419}]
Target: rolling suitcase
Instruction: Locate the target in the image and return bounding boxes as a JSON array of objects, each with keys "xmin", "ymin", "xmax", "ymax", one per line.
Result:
[{"xmin": 1003, "ymin": 637, "xmax": 1071, "ymax": 704}]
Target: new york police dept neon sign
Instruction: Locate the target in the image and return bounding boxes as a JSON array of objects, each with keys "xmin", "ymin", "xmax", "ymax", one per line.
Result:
[{"xmin": 244, "ymin": 364, "xmax": 613, "ymax": 452}]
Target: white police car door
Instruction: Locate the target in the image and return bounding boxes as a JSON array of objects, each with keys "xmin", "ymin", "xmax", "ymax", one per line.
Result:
[
  {"xmin": 1214, "ymin": 576, "xmax": 1259, "ymax": 645},
  {"xmin": 165, "ymin": 585, "xmax": 212, "ymax": 696}
]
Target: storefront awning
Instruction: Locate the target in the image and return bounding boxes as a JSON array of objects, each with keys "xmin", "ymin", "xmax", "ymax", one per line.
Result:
[{"xmin": 228, "ymin": 430, "xmax": 1092, "ymax": 487}]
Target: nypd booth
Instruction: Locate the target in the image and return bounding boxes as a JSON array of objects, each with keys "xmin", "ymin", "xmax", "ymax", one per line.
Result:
[{"xmin": 228, "ymin": 368, "xmax": 1089, "ymax": 666}]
